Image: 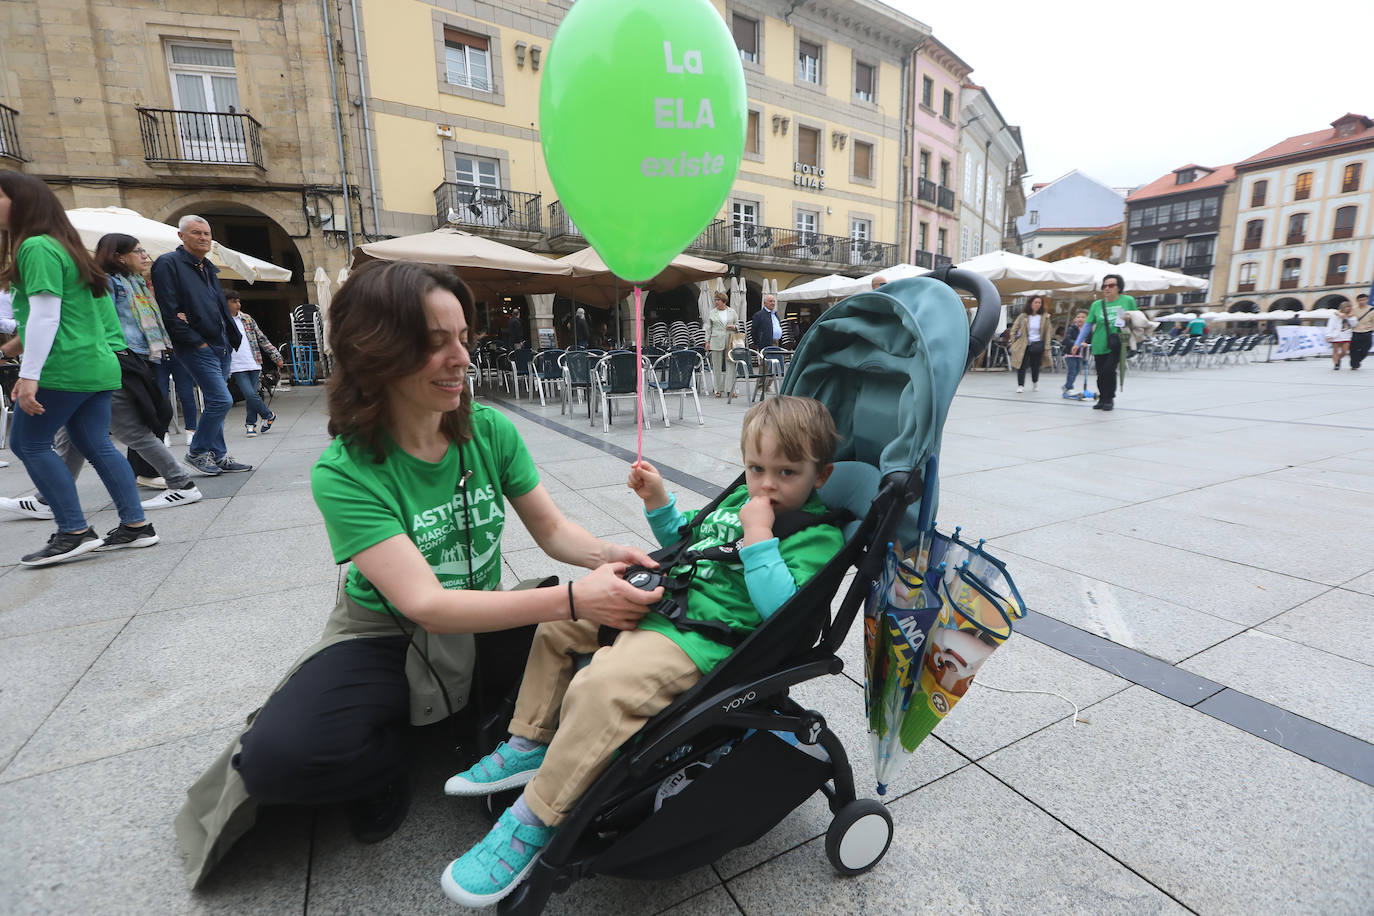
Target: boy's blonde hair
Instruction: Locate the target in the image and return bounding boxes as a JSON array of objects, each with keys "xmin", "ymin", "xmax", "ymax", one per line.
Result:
[{"xmin": 740, "ymin": 396, "xmax": 838, "ymax": 469}]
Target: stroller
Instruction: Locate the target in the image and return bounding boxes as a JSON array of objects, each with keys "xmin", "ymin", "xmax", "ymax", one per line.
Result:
[{"xmin": 494, "ymin": 267, "xmax": 999, "ymax": 914}]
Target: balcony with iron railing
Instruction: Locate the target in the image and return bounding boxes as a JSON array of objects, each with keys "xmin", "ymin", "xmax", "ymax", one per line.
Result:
[
  {"xmin": 1184, "ymin": 255, "xmax": 1213, "ymax": 269},
  {"xmin": 937, "ymin": 185, "xmax": 956, "ymax": 211},
  {"xmin": 917, "ymin": 177, "xmax": 937, "ymax": 204},
  {"xmin": 725, "ymin": 222, "xmax": 897, "ymax": 273},
  {"xmin": 913, "ymin": 249, "xmax": 933, "ymax": 268},
  {"xmin": 933, "ymin": 253, "xmax": 953, "ymax": 268},
  {"xmin": 436, "ymin": 183, "xmax": 542, "ymax": 245},
  {"xmin": 546, "ymin": 205, "xmax": 731, "ymax": 258},
  {"xmin": 0, "ymin": 102, "xmax": 26, "ymax": 162},
  {"xmin": 136, "ymin": 108, "xmax": 263, "ymax": 168}
]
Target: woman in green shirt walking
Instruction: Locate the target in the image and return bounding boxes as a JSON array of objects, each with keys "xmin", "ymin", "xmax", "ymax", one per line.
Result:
[{"xmin": 0, "ymin": 170, "xmax": 156, "ymax": 565}]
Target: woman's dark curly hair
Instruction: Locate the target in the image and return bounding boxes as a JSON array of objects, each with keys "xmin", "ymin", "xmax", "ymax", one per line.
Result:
[{"xmin": 326, "ymin": 259, "xmax": 475, "ymax": 462}]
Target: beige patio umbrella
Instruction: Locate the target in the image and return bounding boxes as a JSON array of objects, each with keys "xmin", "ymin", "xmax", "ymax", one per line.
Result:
[
  {"xmin": 313, "ymin": 267, "xmax": 335, "ymax": 355},
  {"xmin": 351, "ymin": 228, "xmax": 574, "ymax": 301},
  {"xmin": 551, "ymin": 247, "xmax": 729, "ymax": 306}
]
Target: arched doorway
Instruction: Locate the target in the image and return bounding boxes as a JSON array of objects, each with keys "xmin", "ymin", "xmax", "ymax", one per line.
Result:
[
  {"xmin": 1268, "ymin": 297, "xmax": 1304, "ymax": 312},
  {"xmin": 1228, "ymin": 301, "xmax": 1259, "ymax": 313},
  {"xmin": 1315, "ymin": 293, "xmax": 1351, "ymax": 310},
  {"xmin": 164, "ymin": 202, "xmax": 309, "ymax": 349}
]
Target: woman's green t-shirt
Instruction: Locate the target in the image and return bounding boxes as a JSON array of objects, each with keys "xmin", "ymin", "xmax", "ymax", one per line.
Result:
[
  {"xmin": 311, "ymin": 403, "xmax": 541, "ymax": 614},
  {"xmin": 10, "ymin": 235, "xmax": 121, "ymax": 391}
]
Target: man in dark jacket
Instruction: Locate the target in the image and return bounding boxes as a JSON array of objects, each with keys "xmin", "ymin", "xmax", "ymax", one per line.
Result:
[
  {"xmin": 751, "ymin": 293, "xmax": 781, "ymax": 349},
  {"xmin": 149, "ymin": 216, "xmax": 251, "ymax": 475}
]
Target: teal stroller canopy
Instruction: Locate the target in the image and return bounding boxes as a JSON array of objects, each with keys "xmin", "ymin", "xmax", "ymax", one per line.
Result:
[{"xmin": 780, "ymin": 274, "xmax": 974, "ymax": 478}]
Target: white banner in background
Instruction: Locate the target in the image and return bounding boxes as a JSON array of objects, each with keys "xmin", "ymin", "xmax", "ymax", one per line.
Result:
[{"xmin": 1272, "ymin": 326, "xmax": 1332, "ymax": 359}]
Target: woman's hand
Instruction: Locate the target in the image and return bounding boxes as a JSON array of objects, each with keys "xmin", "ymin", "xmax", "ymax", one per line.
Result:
[
  {"xmin": 572, "ymin": 562, "xmax": 662, "ymax": 630},
  {"xmin": 627, "ymin": 459, "xmax": 669, "ymax": 510},
  {"xmin": 599, "ymin": 541, "xmax": 658, "ymax": 569},
  {"xmin": 13, "ymin": 378, "xmax": 43, "ymax": 415}
]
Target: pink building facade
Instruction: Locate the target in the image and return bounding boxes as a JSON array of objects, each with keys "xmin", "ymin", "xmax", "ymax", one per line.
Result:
[{"xmin": 909, "ymin": 36, "xmax": 970, "ymax": 267}]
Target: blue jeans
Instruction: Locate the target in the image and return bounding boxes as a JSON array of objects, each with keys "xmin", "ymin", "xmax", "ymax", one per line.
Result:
[
  {"xmin": 230, "ymin": 369, "xmax": 274, "ymax": 426},
  {"xmin": 1064, "ymin": 355, "xmax": 1083, "ymax": 390},
  {"xmin": 11, "ymin": 388, "xmax": 145, "ymax": 532},
  {"xmin": 184, "ymin": 343, "xmax": 233, "ymax": 460},
  {"xmin": 168, "ymin": 350, "xmax": 199, "ymax": 431}
]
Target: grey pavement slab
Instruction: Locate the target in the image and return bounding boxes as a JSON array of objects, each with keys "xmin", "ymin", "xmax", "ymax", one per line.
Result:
[
  {"xmin": 994, "ymin": 549, "xmax": 1246, "ymax": 663},
  {"xmin": 0, "ymin": 726, "xmax": 310, "ymax": 916},
  {"xmin": 1258, "ymin": 587, "xmax": 1374, "ymax": 667},
  {"xmin": 983, "ymin": 686, "xmax": 1374, "ymax": 915},
  {"xmin": 993, "ymin": 521, "xmax": 1330, "ymax": 626},
  {"xmin": 1178, "ymin": 630, "xmax": 1374, "ymax": 743},
  {"xmin": 3, "ymin": 582, "xmax": 333, "ymax": 783},
  {"xmin": 0, "ymin": 616, "xmax": 125, "ymax": 772},
  {"xmin": 4, "ymin": 357, "xmax": 1374, "ymax": 913},
  {"xmin": 724, "ymin": 764, "xmax": 1188, "ymax": 915}
]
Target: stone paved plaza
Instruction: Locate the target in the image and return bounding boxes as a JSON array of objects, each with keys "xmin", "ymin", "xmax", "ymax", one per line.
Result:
[{"xmin": 2, "ymin": 354, "xmax": 1372, "ymax": 915}]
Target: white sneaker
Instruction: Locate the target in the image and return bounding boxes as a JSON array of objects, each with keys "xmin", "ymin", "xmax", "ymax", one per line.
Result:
[
  {"xmin": 0, "ymin": 495, "xmax": 55, "ymax": 520},
  {"xmin": 1033, "ymin": 383, "xmax": 1038, "ymax": 392},
  {"xmin": 0, "ymin": 459, "xmax": 8, "ymax": 468},
  {"xmin": 140, "ymin": 484, "xmax": 203, "ymax": 511},
  {"xmin": 136, "ymin": 475, "xmax": 168, "ymax": 489},
  {"xmin": 1016, "ymin": 386, "xmax": 1024, "ymax": 393},
  {"xmin": 185, "ymin": 432, "xmax": 196, "ymax": 446}
]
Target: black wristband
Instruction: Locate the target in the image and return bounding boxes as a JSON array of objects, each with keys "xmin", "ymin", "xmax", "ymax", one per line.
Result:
[{"xmin": 567, "ymin": 581, "xmax": 578, "ymax": 621}]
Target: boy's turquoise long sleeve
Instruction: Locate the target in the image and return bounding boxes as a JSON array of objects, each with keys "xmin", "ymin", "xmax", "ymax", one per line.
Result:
[
  {"xmin": 644, "ymin": 493, "xmax": 688, "ymax": 548},
  {"xmin": 738, "ymin": 538, "xmax": 797, "ymax": 619}
]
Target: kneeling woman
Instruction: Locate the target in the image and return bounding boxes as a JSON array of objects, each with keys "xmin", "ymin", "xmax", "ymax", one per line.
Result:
[{"xmin": 176, "ymin": 260, "xmax": 662, "ymax": 886}]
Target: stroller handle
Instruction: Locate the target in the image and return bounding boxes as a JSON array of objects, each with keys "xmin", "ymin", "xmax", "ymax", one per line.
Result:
[{"xmin": 925, "ymin": 266, "xmax": 1002, "ymax": 370}]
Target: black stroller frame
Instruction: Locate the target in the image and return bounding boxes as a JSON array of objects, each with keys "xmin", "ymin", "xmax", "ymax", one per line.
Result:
[{"xmin": 498, "ymin": 268, "xmax": 1000, "ymax": 915}]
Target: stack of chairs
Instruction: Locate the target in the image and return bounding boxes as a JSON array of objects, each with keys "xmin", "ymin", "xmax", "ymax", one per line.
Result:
[{"xmin": 647, "ymin": 322, "xmax": 671, "ymax": 349}]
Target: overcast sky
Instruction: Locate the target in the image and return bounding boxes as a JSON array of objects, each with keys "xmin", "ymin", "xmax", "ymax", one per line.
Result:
[{"xmin": 887, "ymin": 0, "xmax": 1374, "ymax": 192}]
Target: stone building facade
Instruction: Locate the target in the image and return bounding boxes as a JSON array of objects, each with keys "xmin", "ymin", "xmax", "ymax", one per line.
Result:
[{"xmin": 0, "ymin": 0, "xmax": 366, "ymax": 342}]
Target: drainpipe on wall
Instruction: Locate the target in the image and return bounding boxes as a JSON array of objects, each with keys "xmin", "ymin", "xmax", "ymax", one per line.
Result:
[
  {"xmin": 320, "ymin": 0, "xmax": 355, "ymax": 250},
  {"xmin": 348, "ymin": 0, "xmax": 383, "ymax": 239},
  {"xmin": 897, "ymin": 48, "xmax": 910, "ymax": 260}
]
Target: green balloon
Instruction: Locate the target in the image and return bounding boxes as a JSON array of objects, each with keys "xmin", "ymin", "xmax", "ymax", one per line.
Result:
[{"xmin": 540, "ymin": 0, "xmax": 746, "ymax": 282}]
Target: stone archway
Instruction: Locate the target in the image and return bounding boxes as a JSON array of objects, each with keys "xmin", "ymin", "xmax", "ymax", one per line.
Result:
[
  {"xmin": 162, "ymin": 200, "xmax": 309, "ymax": 348},
  {"xmin": 1228, "ymin": 301, "xmax": 1259, "ymax": 313},
  {"xmin": 1315, "ymin": 293, "xmax": 1351, "ymax": 310},
  {"xmin": 1268, "ymin": 297, "xmax": 1304, "ymax": 312}
]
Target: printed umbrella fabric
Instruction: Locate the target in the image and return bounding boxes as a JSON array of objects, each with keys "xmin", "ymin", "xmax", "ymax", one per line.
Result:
[{"xmin": 865, "ymin": 531, "xmax": 1026, "ymax": 793}]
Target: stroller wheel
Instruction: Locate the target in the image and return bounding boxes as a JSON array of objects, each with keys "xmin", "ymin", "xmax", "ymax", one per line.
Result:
[{"xmin": 825, "ymin": 799, "xmax": 893, "ymax": 876}]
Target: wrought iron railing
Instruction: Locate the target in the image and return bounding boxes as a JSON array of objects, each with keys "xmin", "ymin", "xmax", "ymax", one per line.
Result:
[
  {"xmin": 136, "ymin": 107, "xmax": 263, "ymax": 167},
  {"xmin": 1184, "ymin": 255, "xmax": 1212, "ymax": 269},
  {"xmin": 547, "ymin": 200, "xmax": 582, "ymax": 242},
  {"xmin": 917, "ymin": 177, "xmax": 937, "ymax": 204},
  {"xmin": 686, "ymin": 219, "xmax": 729, "ymax": 255},
  {"xmin": 913, "ymin": 249, "xmax": 933, "ymax": 268},
  {"xmin": 726, "ymin": 222, "xmax": 895, "ymax": 269},
  {"xmin": 937, "ymin": 185, "xmax": 956, "ymax": 211},
  {"xmin": 0, "ymin": 103, "xmax": 25, "ymax": 161},
  {"xmin": 436, "ymin": 184, "xmax": 541, "ymax": 234},
  {"xmin": 933, "ymin": 253, "xmax": 953, "ymax": 268}
]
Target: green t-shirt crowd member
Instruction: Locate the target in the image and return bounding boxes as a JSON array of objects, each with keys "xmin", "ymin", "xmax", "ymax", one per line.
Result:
[
  {"xmin": 1081, "ymin": 293, "xmax": 1139, "ymax": 356},
  {"xmin": 10, "ymin": 235, "xmax": 122, "ymax": 392},
  {"xmin": 312, "ymin": 402, "xmax": 541, "ymax": 614},
  {"xmin": 641, "ymin": 483, "xmax": 843, "ymax": 672}
]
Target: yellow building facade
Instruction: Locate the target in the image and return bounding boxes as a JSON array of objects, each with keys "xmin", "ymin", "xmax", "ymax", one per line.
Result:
[{"xmin": 350, "ymin": 0, "xmax": 928, "ymax": 332}]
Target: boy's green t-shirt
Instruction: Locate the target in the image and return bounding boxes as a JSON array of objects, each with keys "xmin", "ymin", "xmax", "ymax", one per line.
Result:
[
  {"xmin": 1085, "ymin": 294, "xmax": 1138, "ymax": 355},
  {"xmin": 638, "ymin": 484, "xmax": 843, "ymax": 672},
  {"xmin": 311, "ymin": 403, "xmax": 541, "ymax": 614},
  {"xmin": 11, "ymin": 235, "xmax": 122, "ymax": 392}
]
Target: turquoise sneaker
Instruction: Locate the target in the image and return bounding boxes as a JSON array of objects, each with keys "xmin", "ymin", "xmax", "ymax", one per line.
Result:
[
  {"xmin": 441, "ymin": 808, "xmax": 555, "ymax": 907},
  {"xmin": 444, "ymin": 741, "xmax": 546, "ymax": 796}
]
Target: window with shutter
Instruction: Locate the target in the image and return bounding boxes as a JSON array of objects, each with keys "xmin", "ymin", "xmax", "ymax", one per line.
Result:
[
  {"xmin": 732, "ymin": 15, "xmax": 758, "ymax": 62},
  {"xmin": 853, "ymin": 141, "xmax": 872, "ymax": 180},
  {"xmin": 798, "ymin": 126, "xmax": 819, "ymax": 167}
]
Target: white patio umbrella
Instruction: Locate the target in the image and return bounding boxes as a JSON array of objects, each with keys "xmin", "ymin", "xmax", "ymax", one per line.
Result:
[
  {"xmin": 1047, "ymin": 256, "xmax": 1209, "ymax": 297},
  {"xmin": 1157, "ymin": 312, "xmax": 1195, "ymax": 321},
  {"xmin": 775, "ymin": 274, "xmax": 859, "ymax": 303},
  {"xmin": 955, "ymin": 250, "xmax": 1096, "ymax": 295},
  {"xmin": 313, "ymin": 267, "xmax": 335, "ymax": 354},
  {"xmin": 66, "ymin": 207, "xmax": 292, "ymax": 283}
]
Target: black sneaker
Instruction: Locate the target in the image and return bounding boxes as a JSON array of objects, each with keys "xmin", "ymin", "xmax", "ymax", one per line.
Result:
[
  {"xmin": 20, "ymin": 527, "xmax": 104, "ymax": 566},
  {"xmin": 96, "ymin": 522, "xmax": 159, "ymax": 551},
  {"xmin": 217, "ymin": 455, "xmax": 253, "ymax": 473},
  {"xmin": 347, "ymin": 774, "xmax": 411, "ymax": 844},
  {"xmin": 1091, "ymin": 400, "xmax": 1105, "ymax": 410},
  {"xmin": 1099, "ymin": 401, "xmax": 1115, "ymax": 411}
]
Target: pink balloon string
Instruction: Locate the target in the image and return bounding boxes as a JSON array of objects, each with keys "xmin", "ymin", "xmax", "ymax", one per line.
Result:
[{"xmin": 634, "ymin": 285, "xmax": 644, "ymax": 465}]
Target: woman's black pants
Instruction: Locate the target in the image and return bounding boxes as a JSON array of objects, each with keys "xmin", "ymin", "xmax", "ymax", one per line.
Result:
[{"xmin": 1016, "ymin": 343, "xmax": 1044, "ymax": 386}]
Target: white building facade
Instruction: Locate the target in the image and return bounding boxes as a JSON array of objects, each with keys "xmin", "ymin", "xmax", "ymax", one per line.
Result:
[{"xmin": 956, "ymin": 84, "xmax": 1023, "ymax": 262}]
